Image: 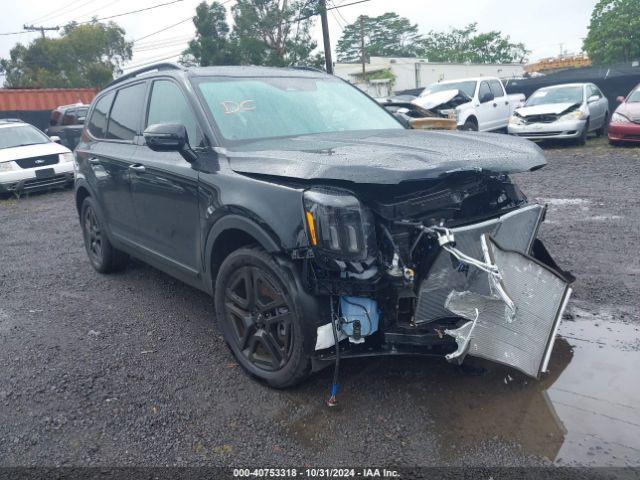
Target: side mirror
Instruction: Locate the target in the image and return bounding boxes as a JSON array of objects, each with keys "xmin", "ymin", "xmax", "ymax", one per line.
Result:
[
  {"xmin": 480, "ymin": 92, "xmax": 495, "ymax": 103},
  {"xmin": 143, "ymin": 123, "xmax": 197, "ymax": 163},
  {"xmin": 617, "ymin": 96, "xmax": 626, "ymax": 104},
  {"xmin": 587, "ymin": 94, "xmax": 600, "ymax": 103},
  {"xmin": 50, "ymin": 136, "xmax": 61, "ymax": 143}
]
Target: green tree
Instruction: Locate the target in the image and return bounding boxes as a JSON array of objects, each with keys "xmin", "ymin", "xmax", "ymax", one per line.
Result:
[
  {"xmin": 583, "ymin": 0, "xmax": 640, "ymax": 65},
  {"xmin": 231, "ymin": 0, "xmax": 317, "ymax": 66},
  {"xmin": 418, "ymin": 23, "xmax": 528, "ymax": 64},
  {"xmin": 179, "ymin": 1, "xmax": 238, "ymax": 66},
  {"xmin": 336, "ymin": 13, "xmax": 422, "ymax": 63},
  {"xmin": 0, "ymin": 21, "xmax": 132, "ymax": 88}
]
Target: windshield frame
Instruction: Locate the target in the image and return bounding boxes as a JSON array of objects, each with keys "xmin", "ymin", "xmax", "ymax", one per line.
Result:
[
  {"xmin": 525, "ymin": 85, "xmax": 585, "ymax": 107},
  {"xmin": 190, "ymin": 74, "xmax": 403, "ymax": 148},
  {"xmin": 0, "ymin": 124, "xmax": 51, "ymax": 150}
]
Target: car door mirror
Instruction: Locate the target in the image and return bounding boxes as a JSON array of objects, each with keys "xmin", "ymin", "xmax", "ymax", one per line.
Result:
[
  {"xmin": 50, "ymin": 135, "xmax": 61, "ymax": 143},
  {"xmin": 143, "ymin": 123, "xmax": 197, "ymax": 163},
  {"xmin": 480, "ymin": 91, "xmax": 495, "ymax": 103},
  {"xmin": 587, "ymin": 94, "xmax": 600, "ymax": 104},
  {"xmin": 617, "ymin": 96, "xmax": 626, "ymax": 104}
]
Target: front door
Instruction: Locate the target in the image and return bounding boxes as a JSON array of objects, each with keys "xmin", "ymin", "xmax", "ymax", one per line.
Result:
[
  {"xmin": 477, "ymin": 81, "xmax": 499, "ymax": 131},
  {"xmin": 129, "ymin": 79, "xmax": 203, "ymax": 274}
]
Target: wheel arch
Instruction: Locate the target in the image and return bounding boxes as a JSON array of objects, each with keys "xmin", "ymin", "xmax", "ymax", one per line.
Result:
[
  {"xmin": 204, "ymin": 215, "xmax": 281, "ymax": 292},
  {"xmin": 75, "ymin": 184, "xmax": 91, "ymax": 215}
]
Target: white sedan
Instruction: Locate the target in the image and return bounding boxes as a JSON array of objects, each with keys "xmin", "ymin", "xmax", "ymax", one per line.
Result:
[{"xmin": 0, "ymin": 119, "xmax": 75, "ymax": 195}]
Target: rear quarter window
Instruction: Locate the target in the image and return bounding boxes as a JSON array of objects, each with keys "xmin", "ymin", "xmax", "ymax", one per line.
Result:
[
  {"xmin": 88, "ymin": 92, "xmax": 115, "ymax": 138},
  {"xmin": 489, "ymin": 80, "xmax": 505, "ymax": 98}
]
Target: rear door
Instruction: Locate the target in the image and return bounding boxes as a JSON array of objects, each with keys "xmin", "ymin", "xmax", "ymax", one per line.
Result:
[
  {"xmin": 128, "ymin": 78, "xmax": 203, "ymax": 276},
  {"xmin": 82, "ymin": 83, "xmax": 147, "ymax": 241}
]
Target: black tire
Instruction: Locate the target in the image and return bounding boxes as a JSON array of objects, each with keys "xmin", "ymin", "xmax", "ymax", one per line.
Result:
[
  {"xmin": 214, "ymin": 246, "xmax": 311, "ymax": 388},
  {"xmin": 596, "ymin": 113, "xmax": 609, "ymax": 137},
  {"xmin": 461, "ymin": 118, "xmax": 478, "ymax": 131},
  {"xmin": 80, "ymin": 197, "xmax": 128, "ymax": 273},
  {"xmin": 577, "ymin": 120, "xmax": 589, "ymax": 146}
]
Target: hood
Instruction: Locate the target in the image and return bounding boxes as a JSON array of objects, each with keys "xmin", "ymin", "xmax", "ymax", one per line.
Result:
[
  {"xmin": 412, "ymin": 89, "xmax": 471, "ymax": 111},
  {"xmin": 516, "ymin": 102, "xmax": 579, "ymax": 117},
  {"xmin": 0, "ymin": 141, "xmax": 71, "ymax": 163},
  {"xmin": 616, "ymin": 102, "xmax": 640, "ymax": 122},
  {"xmin": 225, "ymin": 129, "xmax": 547, "ymax": 185}
]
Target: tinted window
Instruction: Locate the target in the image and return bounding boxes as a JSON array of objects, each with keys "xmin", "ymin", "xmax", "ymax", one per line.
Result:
[
  {"xmin": 88, "ymin": 92, "xmax": 115, "ymax": 138},
  {"xmin": 62, "ymin": 109, "xmax": 75, "ymax": 126},
  {"xmin": 489, "ymin": 80, "xmax": 505, "ymax": 98},
  {"xmin": 107, "ymin": 83, "xmax": 146, "ymax": 141},
  {"xmin": 147, "ymin": 80, "xmax": 202, "ymax": 147},
  {"xmin": 479, "ymin": 81, "xmax": 492, "ymax": 102}
]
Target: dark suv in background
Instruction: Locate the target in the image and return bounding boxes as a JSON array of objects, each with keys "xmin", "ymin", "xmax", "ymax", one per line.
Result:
[
  {"xmin": 75, "ymin": 64, "xmax": 573, "ymax": 389},
  {"xmin": 46, "ymin": 103, "xmax": 89, "ymax": 150}
]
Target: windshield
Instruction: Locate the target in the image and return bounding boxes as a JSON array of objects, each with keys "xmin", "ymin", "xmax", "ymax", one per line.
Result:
[
  {"xmin": 627, "ymin": 90, "xmax": 640, "ymax": 103},
  {"xmin": 0, "ymin": 125, "xmax": 50, "ymax": 149},
  {"xmin": 195, "ymin": 76, "xmax": 402, "ymax": 143},
  {"xmin": 526, "ymin": 86, "xmax": 584, "ymax": 106},
  {"xmin": 421, "ymin": 81, "xmax": 477, "ymax": 98}
]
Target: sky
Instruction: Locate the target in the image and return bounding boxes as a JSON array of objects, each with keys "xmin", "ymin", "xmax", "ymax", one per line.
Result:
[{"xmin": 0, "ymin": 0, "xmax": 598, "ymax": 81}]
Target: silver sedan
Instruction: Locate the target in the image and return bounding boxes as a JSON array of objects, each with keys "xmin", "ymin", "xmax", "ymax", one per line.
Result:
[{"xmin": 508, "ymin": 83, "xmax": 609, "ymax": 144}]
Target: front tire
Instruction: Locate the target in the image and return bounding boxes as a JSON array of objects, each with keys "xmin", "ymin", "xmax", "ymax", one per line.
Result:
[
  {"xmin": 461, "ymin": 118, "xmax": 478, "ymax": 131},
  {"xmin": 577, "ymin": 120, "xmax": 589, "ymax": 146},
  {"xmin": 214, "ymin": 246, "xmax": 311, "ymax": 388},
  {"xmin": 80, "ymin": 197, "xmax": 128, "ymax": 273}
]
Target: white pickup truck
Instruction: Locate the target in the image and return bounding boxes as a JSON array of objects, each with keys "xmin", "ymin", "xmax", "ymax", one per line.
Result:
[{"xmin": 411, "ymin": 77, "xmax": 525, "ymax": 132}]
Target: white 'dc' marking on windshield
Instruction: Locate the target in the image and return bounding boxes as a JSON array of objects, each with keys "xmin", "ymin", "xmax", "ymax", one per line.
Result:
[{"xmin": 221, "ymin": 100, "xmax": 256, "ymax": 114}]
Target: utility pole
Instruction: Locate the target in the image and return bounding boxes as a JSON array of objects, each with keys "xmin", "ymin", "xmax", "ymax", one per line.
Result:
[
  {"xmin": 319, "ymin": 0, "xmax": 333, "ymax": 74},
  {"xmin": 23, "ymin": 24, "xmax": 59, "ymax": 38},
  {"xmin": 360, "ymin": 16, "xmax": 365, "ymax": 79}
]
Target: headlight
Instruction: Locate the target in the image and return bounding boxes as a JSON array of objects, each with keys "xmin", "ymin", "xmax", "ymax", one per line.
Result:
[
  {"xmin": 59, "ymin": 152, "xmax": 75, "ymax": 163},
  {"xmin": 0, "ymin": 161, "xmax": 16, "ymax": 172},
  {"xmin": 303, "ymin": 188, "xmax": 375, "ymax": 260},
  {"xmin": 509, "ymin": 114, "xmax": 525, "ymax": 126},
  {"xmin": 611, "ymin": 112, "xmax": 631, "ymax": 124},
  {"xmin": 558, "ymin": 109, "xmax": 587, "ymax": 122}
]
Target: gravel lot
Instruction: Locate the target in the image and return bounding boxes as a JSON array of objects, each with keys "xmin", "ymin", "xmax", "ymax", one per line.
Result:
[{"xmin": 1, "ymin": 137, "xmax": 639, "ymax": 469}]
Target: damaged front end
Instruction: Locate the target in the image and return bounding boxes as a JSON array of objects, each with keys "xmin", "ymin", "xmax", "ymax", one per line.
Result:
[{"xmin": 302, "ymin": 171, "xmax": 574, "ymax": 379}]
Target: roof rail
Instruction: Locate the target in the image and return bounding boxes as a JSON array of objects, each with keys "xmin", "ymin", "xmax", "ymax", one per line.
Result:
[
  {"xmin": 104, "ymin": 63, "xmax": 184, "ymax": 89},
  {"xmin": 0, "ymin": 118, "xmax": 23, "ymax": 123}
]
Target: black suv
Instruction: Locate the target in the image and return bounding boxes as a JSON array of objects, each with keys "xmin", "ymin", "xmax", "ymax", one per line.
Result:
[{"xmin": 75, "ymin": 64, "xmax": 573, "ymax": 388}]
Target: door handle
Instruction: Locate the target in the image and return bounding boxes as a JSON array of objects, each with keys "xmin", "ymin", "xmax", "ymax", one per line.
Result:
[
  {"xmin": 493, "ymin": 103, "xmax": 498, "ymax": 108},
  {"xmin": 129, "ymin": 164, "xmax": 146, "ymax": 173},
  {"xmin": 88, "ymin": 158, "xmax": 100, "ymax": 165}
]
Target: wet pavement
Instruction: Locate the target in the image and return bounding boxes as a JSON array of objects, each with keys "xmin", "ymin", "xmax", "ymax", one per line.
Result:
[{"xmin": 1, "ymin": 137, "xmax": 639, "ymax": 468}]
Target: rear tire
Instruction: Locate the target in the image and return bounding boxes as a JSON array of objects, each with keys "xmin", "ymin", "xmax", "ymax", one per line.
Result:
[
  {"xmin": 214, "ymin": 246, "xmax": 311, "ymax": 388},
  {"xmin": 80, "ymin": 197, "xmax": 128, "ymax": 273}
]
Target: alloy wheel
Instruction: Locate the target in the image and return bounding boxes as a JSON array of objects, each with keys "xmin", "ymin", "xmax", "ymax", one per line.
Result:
[
  {"xmin": 223, "ymin": 266, "xmax": 294, "ymax": 372},
  {"xmin": 83, "ymin": 206, "xmax": 102, "ymax": 262}
]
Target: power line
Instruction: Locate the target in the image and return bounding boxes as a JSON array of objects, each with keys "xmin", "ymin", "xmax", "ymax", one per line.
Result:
[
  {"xmin": 131, "ymin": 17, "xmax": 193, "ymax": 43},
  {"xmin": 0, "ymin": 0, "xmax": 185, "ymax": 36},
  {"xmin": 285, "ymin": 0, "xmax": 374, "ymax": 25},
  {"xmin": 26, "ymin": 0, "xmax": 99, "ymax": 25}
]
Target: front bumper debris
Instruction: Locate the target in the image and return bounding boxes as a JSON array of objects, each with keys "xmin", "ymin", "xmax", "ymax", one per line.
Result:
[{"xmin": 444, "ymin": 234, "xmax": 572, "ymax": 378}]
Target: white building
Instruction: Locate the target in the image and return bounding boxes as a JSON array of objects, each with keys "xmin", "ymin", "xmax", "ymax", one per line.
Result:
[{"xmin": 334, "ymin": 56, "xmax": 525, "ymax": 97}]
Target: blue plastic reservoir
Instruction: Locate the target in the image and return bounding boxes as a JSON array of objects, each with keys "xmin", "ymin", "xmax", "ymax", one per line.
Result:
[{"xmin": 339, "ymin": 297, "xmax": 379, "ymax": 337}]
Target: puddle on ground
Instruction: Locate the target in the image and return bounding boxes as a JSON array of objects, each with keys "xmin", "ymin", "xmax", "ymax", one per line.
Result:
[{"xmin": 281, "ymin": 302, "xmax": 640, "ymax": 466}]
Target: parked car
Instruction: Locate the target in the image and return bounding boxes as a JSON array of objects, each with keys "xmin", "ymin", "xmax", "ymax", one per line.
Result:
[
  {"xmin": 0, "ymin": 119, "xmax": 74, "ymax": 195},
  {"xmin": 45, "ymin": 103, "xmax": 89, "ymax": 150},
  {"xmin": 411, "ymin": 77, "xmax": 525, "ymax": 132},
  {"xmin": 75, "ymin": 64, "xmax": 573, "ymax": 389},
  {"xmin": 608, "ymin": 84, "xmax": 640, "ymax": 145},
  {"xmin": 508, "ymin": 83, "xmax": 609, "ymax": 144}
]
